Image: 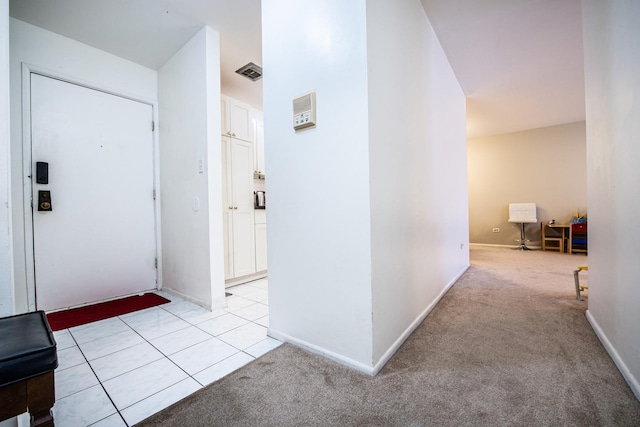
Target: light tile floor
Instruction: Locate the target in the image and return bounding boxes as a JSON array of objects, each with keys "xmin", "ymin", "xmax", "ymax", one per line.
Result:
[{"xmin": 49, "ymin": 278, "xmax": 280, "ymax": 427}]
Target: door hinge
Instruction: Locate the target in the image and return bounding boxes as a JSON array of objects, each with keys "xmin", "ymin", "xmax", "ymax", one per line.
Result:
[
  {"xmin": 155, "ymin": 258, "xmax": 158, "ymax": 269},
  {"xmin": 152, "ymin": 121, "xmax": 155, "ymax": 131},
  {"xmin": 153, "ymin": 189, "xmax": 156, "ymax": 200}
]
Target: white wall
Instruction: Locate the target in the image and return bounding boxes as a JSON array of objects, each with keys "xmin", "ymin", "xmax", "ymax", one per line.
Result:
[
  {"xmin": 9, "ymin": 18, "xmax": 158, "ymax": 313},
  {"xmin": 468, "ymin": 122, "xmax": 587, "ymax": 246},
  {"xmin": 263, "ymin": 0, "xmax": 469, "ymax": 373},
  {"xmin": 366, "ymin": 0, "xmax": 469, "ymax": 367},
  {"xmin": 158, "ymin": 27, "xmax": 224, "ymax": 310},
  {"xmin": 262, "ymin": 0, "xmax": 375, "ymax": 369},
  {"xmin": 582, "ymin": 0, "xmax": 640, "ymax": 399},
  {"xmin": 0, "ymin": 0, "xmax": 12, "ymax": 317}
]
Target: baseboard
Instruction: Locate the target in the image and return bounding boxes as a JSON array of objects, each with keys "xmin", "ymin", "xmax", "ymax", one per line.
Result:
[
  {"xmin": 16, "ymin": 413, "xmax": 28, "ymax": 427},
  {"xmin": 267, "ymin": 329, "xmax": 376, "ymax": 376},
  {"xmin": 225, "ymin": 272, "xmax": 268, "ymax": 288},
  {"xmin": 470, "ymin": 243, "xmax": 542, "ymax": 250},
  {"xmin": 586, "ymin": 310, "xmax": 640, "ymax": 401},
  {"xmin": 370, "ymin": 264, "xmax": 470, "ymax": 375},
  {"xmin": 268, "ymin": 264, "xmax": 470, "ymax": 377},
  {"xmin": 159, "ymin": 288, "xmax": 225, "ymax": 311}
]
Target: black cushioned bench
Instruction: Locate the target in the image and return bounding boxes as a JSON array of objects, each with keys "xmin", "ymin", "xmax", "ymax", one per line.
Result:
[{"xmin": 0, "ymin": 311, "xmax": 58, "ymax": 426}]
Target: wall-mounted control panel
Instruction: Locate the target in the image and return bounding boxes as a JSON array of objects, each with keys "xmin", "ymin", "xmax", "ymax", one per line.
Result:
[{"xmin": 293, "ymin": 91, "xmax": 316, "ymax": 131}]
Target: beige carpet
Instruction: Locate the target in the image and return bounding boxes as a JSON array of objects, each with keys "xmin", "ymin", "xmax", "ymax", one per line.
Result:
[{"xmin": 138, "ymin": 246, "xmax": 640, "ymax": 426}]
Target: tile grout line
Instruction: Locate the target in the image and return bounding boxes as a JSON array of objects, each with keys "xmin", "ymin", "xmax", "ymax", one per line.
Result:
[
  {"xmin": 54, "ymin": 283, "xmax": 273, "ymax": 426},
  {"xmin": 147, "ymin": 294, "xmax": 274, "ymax": 385},
  {"xmin": 111, "ymin": 295, "xmax": 257, "ymax": 418},
  {"xmin": 113, "ymin": 312, "xmax": 196, "ymax": 420},
  {"xmin": 64, "ymin": 326, "xmax": 129, "ymax": 427},
  {"xmin": 109, "ymin": 294, "xmax": 270, "ymax": 421}
]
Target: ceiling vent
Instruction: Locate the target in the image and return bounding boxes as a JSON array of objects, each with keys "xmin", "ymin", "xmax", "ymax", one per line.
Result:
[{"xmin": 235, "ymin": 62, "xmax": 262, "ymax": 81}]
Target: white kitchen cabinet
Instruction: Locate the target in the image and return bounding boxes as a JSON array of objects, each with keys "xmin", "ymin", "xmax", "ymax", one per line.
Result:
[
  {"xmin": 255, "ymin": 210, "xmax": 268, "ymax": 272},
  {"xmin": 254, "ymin": 119, "xmax": 265, "ymax": 177},
  {"xmin": 222, "ymin": 136, "xmax": 256, "ymax": 280},
  {"xmin": 221, "ymin": 95, "xmax": 254, "ymax": 142}
]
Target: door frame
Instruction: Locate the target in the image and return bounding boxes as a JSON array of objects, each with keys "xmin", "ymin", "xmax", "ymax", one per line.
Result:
[{"xmin": 21, "ymin": 63, "xmax": 163, "ymax": 311}]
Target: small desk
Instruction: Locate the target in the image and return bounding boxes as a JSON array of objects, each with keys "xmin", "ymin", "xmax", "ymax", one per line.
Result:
[{"xmin": 541, "ymin": 223, "xmax": 572, "ymax": 254}]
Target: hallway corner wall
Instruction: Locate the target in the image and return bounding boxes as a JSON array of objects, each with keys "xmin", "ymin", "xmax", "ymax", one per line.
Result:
[
  {"xmin": 582, "ymin": 0, "xmax": 640, "ymax": 400},
  {"xmin": 158, "ymin": 26, "xmax": 224, "ymax": 310},
  {"xmin": 366, "ymin": 0, "xmax": 470, "ymax": 369},
  {"xmin": 262, "ymin": 0, "xmax": 375, "ymax": 370}
]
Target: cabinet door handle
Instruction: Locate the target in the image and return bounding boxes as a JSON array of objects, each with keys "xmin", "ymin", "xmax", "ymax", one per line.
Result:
[
  {"xmin": 228, "ymin": 206, "xmax": 233, "ymax": 210},
  {"xmin": 233, "ymin": 206, "xmax": 238, "ymax": 210}
]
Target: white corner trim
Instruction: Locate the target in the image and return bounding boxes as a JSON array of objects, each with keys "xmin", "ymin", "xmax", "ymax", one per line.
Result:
[
  {"xmin": 586, "ymin": 310, "xmax": 640, "ymax": 401},
  {"xmin": 370, "ymin": 264, "xmax": 470, "ymax": 375},
  {"xmin": 267, "ymin": 329, "xmax": 376, "ymax": 376}
]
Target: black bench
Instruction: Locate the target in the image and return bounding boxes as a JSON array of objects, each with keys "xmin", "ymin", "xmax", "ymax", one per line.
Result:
[{"xmin": 0, "ymin": 311, "xmax": 58, "ymax": 426}]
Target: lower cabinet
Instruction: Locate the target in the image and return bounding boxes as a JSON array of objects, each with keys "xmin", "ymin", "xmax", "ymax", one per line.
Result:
[
  {"xmin": 222, "ymin": 136, "xmax": 256, "ymax": 280},
  {"xmin": 255, "ymin": 210, "xmax": 268, "ymax": 272}
]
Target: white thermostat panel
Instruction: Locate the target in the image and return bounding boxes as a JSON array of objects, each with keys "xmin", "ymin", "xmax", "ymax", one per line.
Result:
[{"xmin": 293, "ymin": 91, "xmax": 316, "ymax": 131}]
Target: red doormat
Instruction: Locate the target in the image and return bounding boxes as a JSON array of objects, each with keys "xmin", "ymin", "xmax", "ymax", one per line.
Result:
[{"xmin": 46, "ymin": 293, "xmax": 170, "ymax": 331}]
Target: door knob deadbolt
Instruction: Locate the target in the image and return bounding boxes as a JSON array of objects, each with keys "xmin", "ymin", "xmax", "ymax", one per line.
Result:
[{"xmin": 38, "ymin": 190, "xmax": 52, "ymax": 211}]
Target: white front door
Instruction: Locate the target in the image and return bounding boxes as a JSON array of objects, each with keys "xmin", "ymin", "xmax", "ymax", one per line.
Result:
[{"xmin": 30, "ymin": 73, "xmax": 157, "ymax": 311}]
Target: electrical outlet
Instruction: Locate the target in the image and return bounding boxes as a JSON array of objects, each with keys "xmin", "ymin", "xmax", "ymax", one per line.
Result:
[{"xmin": 492, "ymin": 228, "xmax": 500, "ymax": 233}]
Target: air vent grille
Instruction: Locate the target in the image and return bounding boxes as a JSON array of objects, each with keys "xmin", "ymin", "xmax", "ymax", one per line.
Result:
[{"xmin": 235, "ymin": 62, "xmax": 262, "ymax": 81}]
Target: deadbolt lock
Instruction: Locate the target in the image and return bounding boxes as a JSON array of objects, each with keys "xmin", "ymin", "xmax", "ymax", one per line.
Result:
[{"xmin": 38, "ymin": 190, "xmax": 52, "ymax": 212}]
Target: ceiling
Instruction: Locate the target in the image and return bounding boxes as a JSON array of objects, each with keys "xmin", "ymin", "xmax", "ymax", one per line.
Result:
[
  {"xmin": 9, "ymin": 0, "xmax": 265, "ymax": 109},
  {"xmin": 9, "ymin": 0, "xmax": 585, "ymax": 138},
  {"xmin": 421, "ymin": 0, "xmax": 585, "ymax": 138}
]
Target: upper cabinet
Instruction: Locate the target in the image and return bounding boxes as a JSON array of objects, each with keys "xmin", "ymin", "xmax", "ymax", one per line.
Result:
[
  {"xmin": 221, "ymin": 95, "xmax": 265, "ymax": 178},
  {"xmin": 221, "ymin": 95, "xmax": 254, "ymax": 142}
]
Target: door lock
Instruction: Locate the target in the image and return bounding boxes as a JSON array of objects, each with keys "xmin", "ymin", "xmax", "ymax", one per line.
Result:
[
  {"xmin": 38, "ymin": 190, "xmax": 52, "ymax": 211},
  {"xmin": 36, "ymin": 162, "xmax": 49, "ymax": 184}
]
